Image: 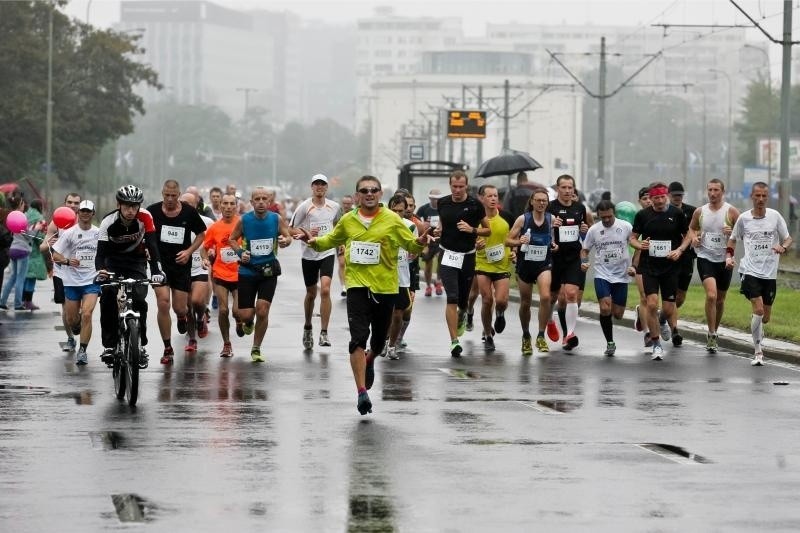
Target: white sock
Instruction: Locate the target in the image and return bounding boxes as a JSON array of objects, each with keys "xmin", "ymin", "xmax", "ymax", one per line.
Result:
[
  {"xmin": 751, "ymin": 314, "xmax": 763, "ymax": 346},
  {"xmin": 566, "ymin": 302, "xmax": 579, "ymax": 335}
]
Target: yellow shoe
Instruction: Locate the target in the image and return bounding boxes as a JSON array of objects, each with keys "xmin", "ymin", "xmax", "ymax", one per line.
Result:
[{"xmin": 535, "ymin": 335, "xmax": 549, "ymax": 353}]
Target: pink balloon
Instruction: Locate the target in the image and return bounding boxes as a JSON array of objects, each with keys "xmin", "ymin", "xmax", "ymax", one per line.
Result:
[
  {"xmin": 52, "ymin": 206, "xmax": 76, "ymax": 230},
  {"xmin": 5, "ymin": 210, "xmax": 27, "ymax": 234}
]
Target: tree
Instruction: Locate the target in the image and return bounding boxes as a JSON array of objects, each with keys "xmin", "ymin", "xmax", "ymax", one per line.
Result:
[{"xmin": 0, "ymin": 1, "xmax": 159, "ymax": 187}]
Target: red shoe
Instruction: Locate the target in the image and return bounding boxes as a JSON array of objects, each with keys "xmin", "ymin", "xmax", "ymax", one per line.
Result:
[
  {"xmin": 184, "ymin": 338, "xmax": 198, "ymax": 352},
  {"xmin": 160, "ymin": 347, "xmax": 174, "ymax": 365},
  {"xmin": 546, "ymin": 320, "xmax": 560, "ymax": 342},
  {"xmin": 424, "ymin": 285, "xmax": 432, "ymax": 297},
  {"xmin": 435, "ymin": 281, "xmax": 443, "ymax": 296},
  {"xmin": 198, "ymin": 310, "xmax": 209, "ymax": 339}
]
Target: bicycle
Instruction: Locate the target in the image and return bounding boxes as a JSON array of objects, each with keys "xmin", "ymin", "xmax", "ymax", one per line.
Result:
[{"xmin": 101, "ymin": 274, "xmax": 153, "ymax": 407}]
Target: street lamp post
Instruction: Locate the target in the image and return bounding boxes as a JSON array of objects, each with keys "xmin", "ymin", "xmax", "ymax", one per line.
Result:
[
  {"xmin": 45, "ymin": 1, "xmax": 54, "ymax": 210},
  {"xmin": 709, "ymin": 68, "xmax": 732, "ymax": 184}
]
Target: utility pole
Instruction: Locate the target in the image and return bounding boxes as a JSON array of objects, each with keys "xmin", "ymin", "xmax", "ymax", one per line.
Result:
[
  {"xmin": 503, "ymin": 79, "xmax": 510, "ymax": 151},
  {"xmin": 477, "ymin": 85, "xmax": 484, "ymax": 166},
  {"xmin": 45, "ymin": 1, "xmax": 54, "ymax": 209},
  {"xmin": 236, "ymin": 87, "xmax": 257, "ymax": 117}
]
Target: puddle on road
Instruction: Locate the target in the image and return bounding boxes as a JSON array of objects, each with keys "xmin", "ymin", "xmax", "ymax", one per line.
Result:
[
  {"xmin": 636, "ymin": 443, "xmax": 712, "ymax": 464},
  {"xmin": 463, "ymin": 438, "xmax": 554, "ymax": 446},
  {"xmin": 438, "ymin": 368, "xmax": 482, "ymax": 379},
  {"xmin": 0, "ymin": 384, "xmax": 51, "ymax": 395},
  {"xmin": 441, "ymin": 410, "xmax": 483, "ymax": 426},
  {"xmin": 90, "ymin": 431, "xmax": 124, "ymax": 450}
]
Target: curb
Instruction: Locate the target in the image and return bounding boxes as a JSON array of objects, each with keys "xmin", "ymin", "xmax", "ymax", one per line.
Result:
[{"xmin": 509, "ymin": 290, "xmax": 800, "ymax": 366}]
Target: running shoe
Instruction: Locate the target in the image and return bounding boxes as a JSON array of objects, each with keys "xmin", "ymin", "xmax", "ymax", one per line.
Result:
[
  {"xmin": 138, "ymin": 348, "xmax": 149, "ymax": 369},
  {"xmin": 604, "ymin": 341, "xmax": 617, "ymax": 357},
  {"xmin": 302, "ymin": 328, "xmax": 313, "ymax": 350},
  {"xmin": 672, "ymin": 331, "xmax": 682, "ymax": 347},
  {"xmin": 177, "ymin": 315, "xmax": 188, "ymax": 334},
  {"xmin": 398, "ymin": 339, "xmax": 407, "ymax": 351},
  {"xmin": 0, "ymin": 304, "xmax": 7, "ymax": 310},
  {"xmin": 387, "ymin": 345, "xmax": 399, "ymax": 360},
  {"xmin": 319, "ymin": 331, "xmax": 331, "ymax": 347},
  {"xmin": 100, "ymin": 347, "xmax": 115, "ymax": 367},
  {"xmin": 365, "ymin": 351, "xmax": 376, "ymax": 389},
  {"xmin": 160, "ymin": 347, "xmax": 174, "ymax": 365},
  {"xmin": 197, "ymin": 310, "xmax": 209, "ymax": 339},
  {"xmin": 76, "ymin": 348, "xmax": 88, "ymax": 366},
  {"xmin": 236, "ymin": 321, "xmax": 245, "ymax": 337},
  {"xmin": 751, "ymin": 351, "xmax": 764, "ymax": 366},
  {"xmin": 521, "ymin": 335, "xmax": 533, "ymax": 356},
  {"xmin": 457, "ymin": 310, "xmax": 467, "ymax": 337},
  {"xmin": 63, "ymin": 337, "xmax": 77, "ymax": 352},
  {"xmin": 494, "ymin": 313, "xmax": 506, "ymax": 334},
  {"xmin": 466, "ymin": 313, "xmax": 474, "ymax": 332},
  {"xmin": 435, "ymin": 281, "xmax": 443, "ymax": 296},
  {"xmin": 450, "ymin": 340, "xmax": 463, "ymax": 357},
  {"xmin": 14, "ymin": 305, "xmax": 27, "ymax": 311},
  {"xmin": 184, "ymin": 338, "xmax": 198, "ymax": 352},
  {"xmin": 251, "ymin": 346, "xmax": 265, "ymax": 363},
  {"xmin": 71, "ymin": 320, "xmax": 81, "ymax": 336},
  {"xmin": 659, "ymin": 319, "xmax": 671, "ymax": 341},
  {"xmin": 546, "ymin": 320, "xmax": 560, "ymax": 342},
  {"xmin": 357, "ymin": 391, "xmax": 372, "ymax": 415},
  {"xmin": 634, "ymin": 304, "xmax": 642, "ymax": 331},
  {"xmin": 25, "ymin": 301, "xmax": 40, "ymax": 311},
  {"xmin": 242, "ymin": 321, "xmax": 254, "ymax": 336},
  {"xmin": 563, "ymin": 333, "xmax": 579, "ymax": 351},
  {"xmin": 535, "ymin": 335, "xmax": 548, "ymax": 353},
  {"xmin": 424, "ymin": 285, "xmax": 432, "ymax": 297},
  {"xmin": 644, "ymin": 333, "xmax": 654, "ymax": 348},
  {"xmin": 651, "ymin": 344, "xmax": 664, "ymax": 361},
  {"xmin": 706, "ymin": 334, "xmax": 718, "ymax": 354},
  {"xmin": 220, "ymin": 342, "xmax": 233, "ymax": 358},
  {"xmin": 484, "ymin": 335, "xmax": 495, "ymax": 351}
]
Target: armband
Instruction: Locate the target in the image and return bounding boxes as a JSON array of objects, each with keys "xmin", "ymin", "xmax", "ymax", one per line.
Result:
[{"xmin": 725, "ymin": 247, "xmax": 734, "ymax": 257}]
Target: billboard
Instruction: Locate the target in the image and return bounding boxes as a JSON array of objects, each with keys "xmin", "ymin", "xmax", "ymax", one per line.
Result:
[
  {"xmin": 757, "ymin": 138, "xmax": 800, "ymax": 172},
  {"xmin": 447, "ymin": 110, "xmax": 487, "ymax": 139}
]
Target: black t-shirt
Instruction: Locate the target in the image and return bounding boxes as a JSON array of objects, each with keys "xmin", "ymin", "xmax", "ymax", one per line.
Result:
[
  {"xmin": 674, "ymin": 202, "xmax": 696, "ymax": 270},
  {"xmin": 547, "ymin": 199, "xmax": 589, "ymax": 261},
  {"xmin": 632, "ymin": 205, "xmax": 690, "ymax": 275},
  {"xmin": 147, "ymin": 201, "xmax": 207, "ymax": 268},
  {"xmin": 416, "ymin": 203, "xmax": 439, "ymax": 223},
  {"xmin": 437, "ymin": 195, "xmax": 486, "ymax": 253}
]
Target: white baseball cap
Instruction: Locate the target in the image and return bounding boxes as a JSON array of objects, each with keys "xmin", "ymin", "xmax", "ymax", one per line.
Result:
[
  {"xmin": 78, "ymin": 200, "xmax": 95, "ymax": 211},
  {"xmin": 311, "ymin": 174, "xmax": 329, "ymax": 184}
]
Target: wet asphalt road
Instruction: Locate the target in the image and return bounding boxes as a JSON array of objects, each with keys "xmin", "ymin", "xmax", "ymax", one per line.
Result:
[{"xmin": 2, "ymin": 244, "xmax": 800, "ymax": 531}]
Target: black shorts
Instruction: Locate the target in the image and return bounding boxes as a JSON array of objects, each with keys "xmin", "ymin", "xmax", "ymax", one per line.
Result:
[
  {"xmin": 213, "ymin": 277, "xmax": 238, "ymax": 293},
  {"xmin": 421, "ymin": 243, "xmax": 440, "ymax": 262},
  {"xmin": 191, "ymin": 274, "xmax": 209, "ymax": 283},
  {"xmin": 302, "ymin": 255, "xmax": 335, "ymax": 287},
  {"xmin": 162, "ymin": 263, "xmax": 192, "ymax": 292},
  {"xmin": 475, "ymin": 271, "xmax": 511, "ymax": 282},
  {"xmin": 740, "ymin": 275, "xmax": 777, "ymax": 306},
  {"xmin": 53, "ymin": 275, "xmax": 65, "ymax": 304},
  {"xmin": 516, "ymin": 261, "xmax": 551, "ymax": 285},
  {"xmin": 438, "ymin": 250, "xmax": 476, "ymax": 307},
  {"xmin": 696, "ymin": 258, "xmax": 733, "ymax": 292},
  {"xmin": 346, "ymin": 287, "xmax": 396, "ymax": 355},
  {"xmin": 641, "ymin": 270, "xmax": 678, "ymax": 301},
  {"xmin": 394, "ymin": 287, "xmax": 412, "ymax": 311},
  {"xmin": 551, "ymin": 255, "xmax": 585, "ymax": 293},
  {"xmin": 238, "ymin": 275, "xmax": 277, "ymax": 308}
]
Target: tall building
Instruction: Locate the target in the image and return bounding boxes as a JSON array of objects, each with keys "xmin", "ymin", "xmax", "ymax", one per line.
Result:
[{"xmin": 119, "ymin": 1, "xmax": 273, "ymax": 119}]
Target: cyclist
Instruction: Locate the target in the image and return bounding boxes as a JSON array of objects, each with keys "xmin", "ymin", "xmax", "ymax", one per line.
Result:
[{"xmin": 95, "ymin": 185, "xmax": 165, "ymax": 367}]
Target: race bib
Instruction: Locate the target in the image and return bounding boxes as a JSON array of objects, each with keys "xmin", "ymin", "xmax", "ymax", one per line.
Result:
[
  {"xmin": 559, "ymin": 225, "xmax": 580, "ymax": 243},
  {"xmin": 220, "ymin": 247, "xmax": 238, "ymax": 263},
  {"xmin": 600, "ymin": 246, "xmax": 623, "ymax": 263},
  {"xmin": 310, "ymin": 221, "xmax": 332, "ymax": 236},
  {"xmin": 78, "ymin": 252, "xmax": 96, "ymax": 268},
  {"xmin": 524, "ymin": 245, "xmax": 547, "ymax": 262},
  {"xmin": 703, "ymin": 232, "xmax": 725, "ymax": 250},
  {"xmin": 751, "ymin": 234, "xmax": 774, "ymax": 258},
  {"xmin": 441, "ymin": 249, "xmax": 465, "ymax": 269},
  {"xmin": 398, "ymin": 248, "xmax": 409, "ymax": 264},
  {"xmin": 485, "ymin": 243, "xmax": 505, "ymax": 263},
  {"xmin": 429, "ymin": 215, "xmax": 439, "ymax": 228},
  {"xmin": 161, "ymin": 225, "xmax": 185, "ymax": 244},
  {"xmin": 250, "ymin": 238, "xmax": 274, "ymax": 256},
  {"xmin": 350, "ymin": 240, "xmax": 380, "ymax": 264},
  {"xmin": 191, "ymin": 253, "xmax": 202, "ymax": 270},
  {"xmin": 649, "ymin": 239, "xmax": 671, "ymax": 258}
]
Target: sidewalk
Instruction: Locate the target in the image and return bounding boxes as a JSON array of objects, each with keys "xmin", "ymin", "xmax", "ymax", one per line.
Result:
[{"xmin": 510, "ymin": 291, "xmax": 800, "ymax": 366}]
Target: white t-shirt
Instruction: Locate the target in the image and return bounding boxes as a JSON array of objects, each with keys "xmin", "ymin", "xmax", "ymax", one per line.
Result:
[
  {"xmin": 397, "ymin": 221, "xmax": 416, "ymax": 288},
  {"xmin": 582, "ymin": 219, "xmax": 632, "ymax": 284},
  {"xmin": 52, "ymin": 224, "xmax": 100, "ymax": 287},
  {"xmin": 730, "ymin": 208, "xmax": 789, "ymax": 280},
  {"xmin": 191, "ymin": 215, "xmax": 215, "ymax": 277},
  {"xmin": 290, "ymin": 198, "xmax": 341, "ymax": 260}
]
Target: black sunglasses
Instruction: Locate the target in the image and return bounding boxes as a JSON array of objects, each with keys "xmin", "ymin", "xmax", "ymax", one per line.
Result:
[{"xmin": 358, "ymin": 187, "xmax": 380, "ymax": 195}]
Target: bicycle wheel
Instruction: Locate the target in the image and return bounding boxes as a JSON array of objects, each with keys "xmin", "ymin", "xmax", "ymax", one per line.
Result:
[
  {"xmin": 113, "ymin": 337, "xmax": 126, "ymax": 400},
  {"xmin": 124, "ymin": 317, "xmax": 140, "ymax": 407}
]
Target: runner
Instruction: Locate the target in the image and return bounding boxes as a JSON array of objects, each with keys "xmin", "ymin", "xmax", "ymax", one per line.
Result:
[
  {"xmin": 663, "ymin": 181, "xmax": 697, "ymax": 346},
  {"xmin": 51, "ymin": 200, "xmax": 100, "ymax": 365},
  {"xmin": 385, "ymin": 195, "xmax": 416, "ymax": 359},
  {"xmin": 228, "ymin": 186, "xmax": 293, "ymax": 362},
  {"xmin": 630, "ymin": 182, "xmax": 692, "ymax": 361},
  {"xmin": 297, "ymin": 176, "xmax": 428, "ymax": 415},
  {"xmin": 632, "ymin": 187, "xmax": 653, "ymax": 350},
  {"xmin": 336, "ymin": 194, "xmax": 355, "ymax": 297},
  {"xmin": 95, "ymin": 185, "xmax": 165, "ymax": 368},
  {"xmin": 548, "ymin": 174, "xmax": 593, "ymax": 351},
  {"xmin": 580, "ymin": 200, "xmax": 635, "ymax": 356},
  {"xmin": 396, "ymin": 192, "xmax": 423, "ymax": 351},
  {"xmin": 725, "ymin": 182, "xmax": 792, "ymax": 366},
  {"xmin": 147, "ymin": 180, "xmax": 208, "ymax": 365},
  {"xmin": 290, "ymin": 174, "xmax": 341, "ymax": 349},
  {"xmin": 416, "ymin": 189, "xmax": 443, "ymax": 297},
  {"xmin": 505, "ymin": 188, "xmax": 556, "ymax": 355},
  {"xmin": 208, "ymin": 186, "xmax": 223, "ymax": 220},
  {"xmin": 688, "ymin": 179, "xmax": 740, "ymax": 353},
  {"xmin": 203, "ymin": 193, "xmax": 241, "ymax": 357},
  {"xmin": 179, "ymin": 192, "xmax": 214, "ymax": 351},
  {"xmin": 435, "ymin": 171, "xmax": 491, "ymax": 357}
]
